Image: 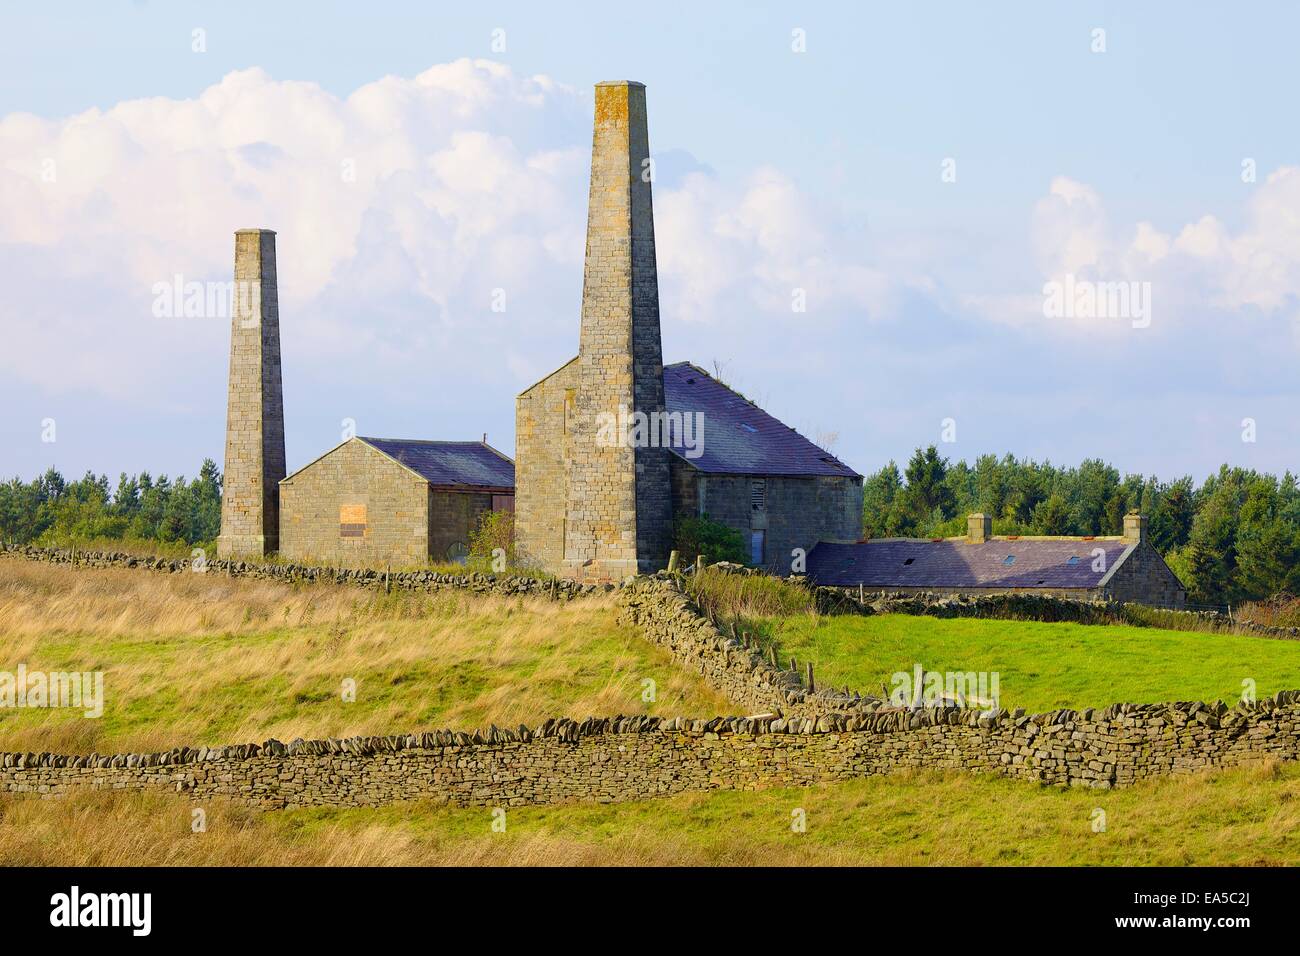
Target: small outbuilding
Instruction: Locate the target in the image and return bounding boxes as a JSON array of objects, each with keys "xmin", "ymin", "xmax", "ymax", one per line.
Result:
[{"xmin": 279, "ymin": 436, "xmax": 514, "ymax": 566}]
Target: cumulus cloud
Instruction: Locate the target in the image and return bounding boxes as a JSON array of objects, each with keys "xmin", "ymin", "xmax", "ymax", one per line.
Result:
[
  {"xmin": 994, "ymin": 168, "xmax": 1300, "ymax": 334},
  {"xmin": 3, "ymin": 58, "xmax": 1299, "ymax": 483}
]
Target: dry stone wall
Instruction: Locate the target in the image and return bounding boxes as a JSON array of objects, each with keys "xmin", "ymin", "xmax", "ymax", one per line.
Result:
[
  {"xmin": 0, "ymin": 544, "xmax": 606, "ymax": 600},
  {"xmin": 4, "ymin": 695, "xmax": 1299, "ymax": 810},
  {"xmin": 618, "ymin": 578, "xmax": 885, "ymax": 718}
]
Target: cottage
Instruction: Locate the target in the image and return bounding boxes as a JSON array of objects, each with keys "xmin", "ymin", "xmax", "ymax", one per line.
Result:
[{"xmin": 807, "ymin": 512, "xmax": 1186, "ymax": 608}]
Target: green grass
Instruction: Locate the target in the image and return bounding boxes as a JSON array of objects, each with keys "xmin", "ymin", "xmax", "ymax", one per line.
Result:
[
  {"xmin": 757, "ymin": 613, "xmax": 1300, "ymax": 712},
  {"xmin": 5, "ymin": 760, "xmax": 1298, "ymax": 866}
]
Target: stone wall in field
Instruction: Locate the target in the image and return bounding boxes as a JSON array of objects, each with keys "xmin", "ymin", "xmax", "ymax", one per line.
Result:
[
  {"xmin": 0, "ymin": 544, "xmax": 606, "ymax": 600},
  {"xmin": 616, "ymin": 577, "xmax": 881, "ymax": 718},
  {"xmin": 3, "ymin": 695, "xmax": 1299, "ymax": 810}
]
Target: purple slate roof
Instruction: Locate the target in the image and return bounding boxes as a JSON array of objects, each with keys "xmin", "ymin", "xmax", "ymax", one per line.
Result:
[
  {"xmin": 359, "ymin": 438, "xmax": 514, "ymax": 491},
  {"xmin": 662, "ymin": 362, "xmax": 860, "ymax": 477},
  {"xmin": 807, "ymin": 538, "xmax": 1134, "ymax": 590}
]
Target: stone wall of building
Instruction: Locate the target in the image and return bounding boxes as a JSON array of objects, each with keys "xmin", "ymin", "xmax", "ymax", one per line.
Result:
[
  {"xmin": 515, "ymin": 359, "xmax": 578, "ymax": 571},
  {"xmin": 217, "ymin": 228, "xmax": 286, "ymax": 558},
  {"xmin": 5, "ymin": 695, "xmax": 1298, "ymax": 810},
  {"xmin": 669, "ymin": 466, "xmax": 863, "ymax": 573},
  {"xmin": 1103, "ymin": 542, "xmax": 1187, "ymax": 608},
  {"xmin": 280, "ymin": 439, "xmax": 429, "ymax": 566},
  {"xmin": 428, "ymin": 489, "xmax": 494, "ymax": 564}
]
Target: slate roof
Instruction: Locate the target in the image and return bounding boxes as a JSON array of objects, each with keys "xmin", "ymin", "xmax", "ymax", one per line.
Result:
[
  {"xmin": 806, "ymin": 538, "xmax": 1134, "ymax": 590},
  {"xmin": 662, "ymin": 362, "xmax": 860, "ymax": 478},
  {"xmin": 358, "ymin": 438, "xmax": 515, "ymax": 492}
]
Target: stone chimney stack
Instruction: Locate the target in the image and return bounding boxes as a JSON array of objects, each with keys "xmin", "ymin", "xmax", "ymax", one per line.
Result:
[
  {"xmin": 967, "ymin": 513, "xmax": 992, "ymax": 543},
  {"xmin": 1122, "ymin": 512, "xmax": 1147, "ymax": 544},
  {"xmin": 217, "ymin": 229, "xmax": 286, "ymax": 557},
  {"xmin": 562, "ymin": 81, "xmax": 673, "ymax": 579}
]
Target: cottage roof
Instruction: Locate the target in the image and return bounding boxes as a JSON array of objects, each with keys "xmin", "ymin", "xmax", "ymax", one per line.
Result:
[
  {"xmin": 806, "ymin": 538, "xmax": 1135, "ymax": 590},
  {"xmin": 357, "ymin": 438, "xmax": 515, "ymax": 492}
]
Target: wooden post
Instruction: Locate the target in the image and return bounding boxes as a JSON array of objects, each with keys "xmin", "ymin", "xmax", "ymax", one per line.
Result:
[
  {"xmin": 769, "ymin": 645, "xmax": 778, "ymax": 667},
  {"xmin": 667, "ymin": 550, "xmax": 680, "ymax": 573},
  {"xmin": 806, "ymin": 661, "xmax": 815, "ymax": 693},
  {"xmin": 385, "ymin": 564, "xmax": 391, "ymax": 594},
  {"xmin": 858, "ymin": 582, "xmax": 864, "ymax": 604}
]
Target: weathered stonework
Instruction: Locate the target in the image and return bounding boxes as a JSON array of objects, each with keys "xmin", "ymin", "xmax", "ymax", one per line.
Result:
[
  {"xmin": 515, "ymin": 359, "xmax": 579, "ymax": 572},
  {"xmin": 561, "ymin": 81, "xmax": 673, "ymax": 579},
  {"xmin": 217, "ymin": 229, "xmax": 286, "ymax": 557},
  {"xmin": 5, "ymin": 695, "xmax": 1298, "ymax": 810},
  {"xmin": 280, "ymin": 438, "xmax": 430, "ymax": 566},
  {"xmin": 669, "ymin": 463, "xmax": 864, "ymax": 572}
]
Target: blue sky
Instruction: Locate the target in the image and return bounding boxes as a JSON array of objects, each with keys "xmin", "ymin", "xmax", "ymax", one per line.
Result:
[{"xmin": 2, "ymin": 0, "xmax": 1298, "ymax": 486}]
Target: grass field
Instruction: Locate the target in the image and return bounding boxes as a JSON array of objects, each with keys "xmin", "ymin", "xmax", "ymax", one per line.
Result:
[
  {"xmin": 0, "ymin": 559, "xmax": 732, "ymax": 754},
  {"xmin": 756, "ymin": 613, "xmax": 1300, "ymax": 713},
  {"xmin": 4, "ymin": 558, "xmax": 1299, "ymax": 867},
  {"xmin": 3, "ymin": 759, "xmax": 1297, "ymax": 866}
]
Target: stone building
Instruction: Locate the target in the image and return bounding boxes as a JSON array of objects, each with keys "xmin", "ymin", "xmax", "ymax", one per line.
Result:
[
  {"xmin": 515, "ymin": 81, "xmax": 863, "ymax": 578},
  {"xmin": 807, "ymin": 512, "xmax": 1186, "ymax": 607},
  {"xmin": 215, "ymin": 228, "xmax": 512, "ymax": 567},
  {"xmin": 278, "ymin": 437, "xmax": 514, "ymax": 566}
]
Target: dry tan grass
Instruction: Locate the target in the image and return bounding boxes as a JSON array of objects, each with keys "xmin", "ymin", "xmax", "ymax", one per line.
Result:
[
  {"xmin": 0, "ymin": 559, "xmax": 733, "ymax": 754},
  {"xmin": 3, "ymin": 760, "xmax": 1297, "ymax": 866}
]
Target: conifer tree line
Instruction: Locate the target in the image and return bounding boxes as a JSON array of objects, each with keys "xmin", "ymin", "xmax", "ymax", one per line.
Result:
[
  {"xmin": 0, "ymin": 460, "xmax": 222, "ymax": 551},
  {"xmin": 2, "ymin": 448, "xmax": 1297, "ymax": 606}
]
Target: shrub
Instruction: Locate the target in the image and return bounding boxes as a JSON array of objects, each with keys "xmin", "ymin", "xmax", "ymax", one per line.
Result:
[
  {"xmin": 673, "ymin": 513, "xmax": 747, "ymax": 566},
  {"xmin": 468, "ymin": 509, "xmax": 514, "ymax": 566}
]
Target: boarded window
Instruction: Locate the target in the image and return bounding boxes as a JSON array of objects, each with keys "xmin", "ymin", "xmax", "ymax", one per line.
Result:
[
  {"xmin": 750, "ymin": 478, "xmax": 767, "ymax": 513},
  {"xmin": 750, "ymin": 530, "xmax": 766, "ymax": 566},
  {"xmin": 492, "ymin": 494, "xmax": 515, "ymax": 513},
  {"xmin": 340, "ymin": 503, "xmax": 367, "ymax": 538}
]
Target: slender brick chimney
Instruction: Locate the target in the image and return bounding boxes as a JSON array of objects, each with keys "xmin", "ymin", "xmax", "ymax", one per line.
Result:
[
  {"xmin": 562, "ymin": 81, "xmax": 673, "ymax": 579},
  {"xmin": 216, "ymin": 229, "xmax": 286, "ymax": 557},
  {"xmin": 1122, "ymin": 512, "xmax": 1147, "ymax": 544},
  {"xmin": 967, "ymin": 513, "xmax": 992, "ymax": 543}
]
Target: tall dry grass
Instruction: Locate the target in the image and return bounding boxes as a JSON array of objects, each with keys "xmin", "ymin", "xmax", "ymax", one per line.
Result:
[
  {"xmin": 0, "ymin": 559, "xmax": 733, "ymax": 754},
  {"xmin": 3, "ymin": 759, "xmax": 1297, "ymax": 866}
]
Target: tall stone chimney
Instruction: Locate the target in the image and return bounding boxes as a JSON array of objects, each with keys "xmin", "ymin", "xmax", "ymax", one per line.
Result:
[
  {"xmin": 217, "ymin": 229, "xmax": 286, "ymax": 557},
  {"xmin": 967, "ymin": 513, "xmax": 992, "ymax": 543},
  {"xmin": 563, "ymin": 81, "xmax": 672, "ymax": 578},
  {"xmin": 1122, "ymin": 512, "xmax": 1147, "ymax": 544}
]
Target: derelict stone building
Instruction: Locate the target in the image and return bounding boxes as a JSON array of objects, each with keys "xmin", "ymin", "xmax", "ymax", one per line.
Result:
[
  {"xmin": 515, "ymin": 82, "xmax": 863, "ymax": 578},
  {"xmin": 279, "ymin": 437, "xmax": 514, "ymax": 566}
]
